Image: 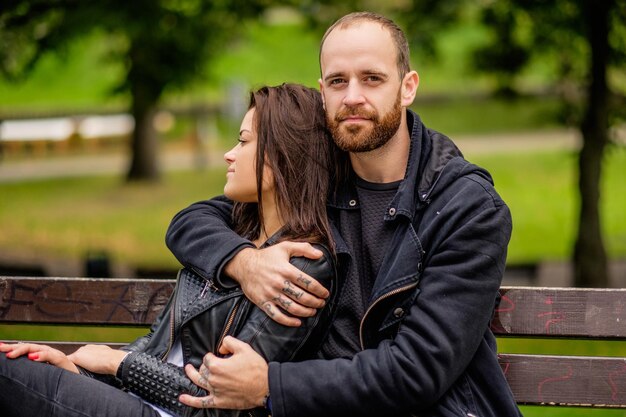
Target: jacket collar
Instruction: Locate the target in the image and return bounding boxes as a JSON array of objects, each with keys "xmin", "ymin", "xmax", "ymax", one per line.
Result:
[{"xmin": 328, "ymin": 109, "xmax": 458, "ymax": 222}]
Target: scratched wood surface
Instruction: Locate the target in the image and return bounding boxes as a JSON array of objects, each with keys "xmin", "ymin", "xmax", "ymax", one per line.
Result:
[
  {"xmin": 3, "ymin": 279, "xmax": 625, "ymax": 337},
  {"xmin": 2, "ymin": 277, "xmax": 626, "ymax": 408},
  {"xmin": 499, "ymin": 353, "xmax": 626, "ymax": 407},
  {"xmin": 0, "ymin": 277, "xmax": 175, "ymax": 325},
  {"xmin": 493, "ymin": 287, "xmax": 626, "ymax": 338}
]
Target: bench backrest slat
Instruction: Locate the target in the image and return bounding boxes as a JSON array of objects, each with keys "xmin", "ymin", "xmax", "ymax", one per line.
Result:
[
  {"xmin": 0, "ymin": 277, "xmax": 175, "ymax": 326},
  {"xmin": 493, "ymin": 287, "xmax": 626, "ymax": 338},
  {"xmin": 500, "ymin": 353, "xmax": 626, "ymax": 407},
  {"xmin": 3, "ymin": 279, "xmax": 625, "ymax": 338}
]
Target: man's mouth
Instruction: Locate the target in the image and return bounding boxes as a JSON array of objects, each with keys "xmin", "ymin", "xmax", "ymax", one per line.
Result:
[{"xmin": 340, "ymin": 115, "xmax": 370, "ymax": 122}]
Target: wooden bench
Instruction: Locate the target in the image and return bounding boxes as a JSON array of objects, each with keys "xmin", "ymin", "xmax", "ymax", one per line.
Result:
[{"xmin": 1, "ymin": 276, "xmax": 625, "ymax": 409}]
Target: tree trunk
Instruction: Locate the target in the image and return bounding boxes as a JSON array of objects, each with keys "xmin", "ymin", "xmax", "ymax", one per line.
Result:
[
  {"xmin": 126, "ymin": 78, "xmax": 160, "ymax": 182},
  {"xmin": 573, "ymin": 0, "xmax": 613, "ymax": 287}
]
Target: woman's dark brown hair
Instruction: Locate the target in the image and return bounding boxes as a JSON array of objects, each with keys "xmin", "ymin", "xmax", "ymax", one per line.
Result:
[{"xmin": 232, "ymin": 83, "xmax": 335, "ymax": 250}]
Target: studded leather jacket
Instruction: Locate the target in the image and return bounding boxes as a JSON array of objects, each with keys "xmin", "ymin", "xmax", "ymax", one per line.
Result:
[{"xmin": 92, "ymin": 241, "xmax": 336, "ymax": 417}]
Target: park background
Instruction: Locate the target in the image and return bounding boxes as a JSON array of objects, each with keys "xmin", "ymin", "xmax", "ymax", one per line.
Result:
[{"xmin": 0, "ymin": 2, "xmax": 625, "ymax": 416}]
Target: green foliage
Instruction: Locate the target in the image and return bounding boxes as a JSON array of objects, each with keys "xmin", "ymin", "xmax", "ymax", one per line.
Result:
[
  {"xmin": 0, "ymin": 1, "xmax": 265, "ymax": 95},
  {"xmin": 472, "ymin": 0, "xmax": 626, "ymax": 100}
]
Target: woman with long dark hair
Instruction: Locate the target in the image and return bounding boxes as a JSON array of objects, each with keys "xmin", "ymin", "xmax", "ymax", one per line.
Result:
[{"xmin": 0, "ymin": 83, "xmax": 337, "ymax": 417}]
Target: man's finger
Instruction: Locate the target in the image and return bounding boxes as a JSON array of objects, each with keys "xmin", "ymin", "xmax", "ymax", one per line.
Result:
[
  {"xmin": 218, "ymin": 336, "xmax": 249, "ymax": 356},
  {"xmin": 280, "ymin": 241, "xmax": 323, "ymax": 260},
  {"xmin": 288, "ymin": 267, "xmax": 329, "ymax": 300},
  {"xmin": 179, "ymin": 393, "xmax": 216, "ymax": 408},
  {"xmin": 259, "ymin": 299, "xmax": 302, "ymax": 327},
  {"xmin": 184, "ymin": 363, "xmax": 203, "ymax": 386}
]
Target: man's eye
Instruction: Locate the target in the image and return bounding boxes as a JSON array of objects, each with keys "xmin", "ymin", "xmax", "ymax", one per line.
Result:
[{"xmin": 329, "ymin": 79, "xmax": 345, "ymax": 85}]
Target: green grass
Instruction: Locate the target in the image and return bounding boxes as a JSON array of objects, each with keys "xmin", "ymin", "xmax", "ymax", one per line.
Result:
[
  {"xmin": 471, "ymin": 146, "xmax": 626, "ymax": 263},
  {"xmin": 521, "ymin": 406, "xmax": 626, "ymax": 416},
  {"xmin": 0, "ymin": 170, "xmax": 227, "ymax": 269},
  {"xmin": 412, "ymin": 95, "xmax": 562, "ymax": 135},
  {"xmin": 1, "ymin": 147, "xmax": 624, "ymax": 269}
]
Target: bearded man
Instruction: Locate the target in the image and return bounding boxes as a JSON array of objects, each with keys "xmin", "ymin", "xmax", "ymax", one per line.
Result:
[{"xmin": 167, "ymin": 11, "xmax": 522, "ymax": 417}]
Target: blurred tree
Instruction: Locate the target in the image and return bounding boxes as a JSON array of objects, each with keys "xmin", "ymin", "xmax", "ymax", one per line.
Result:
[
  {"xmin": 0, "ymin": 0, "xmax": 265, "ymax": 181},
  {"xmin": 297, "ymin": 0, "xmax": 626, "ymax": 287},
  {"xmin": 472, "ymin": 0, "xmax": 626, "ymax": 286},
  {"xmin": 296, "ymin": 0, "xmax": 467, "ymax": 59}
]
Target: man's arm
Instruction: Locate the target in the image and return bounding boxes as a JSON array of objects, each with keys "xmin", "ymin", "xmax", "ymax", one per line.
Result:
[
  {"xmin": 267, "ymin": 181, "xmax": 513, "ymax": 416},
  {"xmin": 166, "ymin": 196, "xmax": 329, "ymax": 326},
  {"xmin": 178, "ymin": 178, "xmax": 513, "ymax": 416},
  {"xmin": 166, "ymin": 195, "xmax": 250, "ymax": 285}
]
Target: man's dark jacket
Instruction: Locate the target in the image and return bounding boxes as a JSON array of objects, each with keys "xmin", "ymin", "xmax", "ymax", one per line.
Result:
[{"xmin": 166, "ymin": 110, "xmax": 522, "ymax": 417}]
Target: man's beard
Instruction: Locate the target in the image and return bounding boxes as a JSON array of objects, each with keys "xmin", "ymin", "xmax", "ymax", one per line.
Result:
[{"xmin": 327, "ymin": 92, "xmax": 402, "ymax": 153}]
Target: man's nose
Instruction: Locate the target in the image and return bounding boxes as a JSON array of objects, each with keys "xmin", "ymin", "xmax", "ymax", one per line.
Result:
[{"xmin": 343, "ymin": 82, "xmax": 366, "ymax": 106}]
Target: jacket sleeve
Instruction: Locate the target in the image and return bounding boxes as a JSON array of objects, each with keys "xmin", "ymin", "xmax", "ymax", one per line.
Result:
[
  {"xmin": 166, "ymin": 195, "xmax": 256, "ymax": 288},
  {"xmin": 232, "ymin": 244, "xmax": 337, "ymax": 362},
  {"xmin": 116, "ymin": 352, "xmax": 207, "ymax": 416},
  {"xmin": 114, "ymin": 286, "xmax": 207, "ymax": 416},
  {"xmin": 267, "ymin": 178, "xmax": 512, "ymax": 417}
]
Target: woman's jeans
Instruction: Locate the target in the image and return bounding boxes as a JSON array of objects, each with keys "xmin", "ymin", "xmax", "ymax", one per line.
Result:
[{"xmin": 0, "ymin": 354, "xmax": 160, "ymax": 417}]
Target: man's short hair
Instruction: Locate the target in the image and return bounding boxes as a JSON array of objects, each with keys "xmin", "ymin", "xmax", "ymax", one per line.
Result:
[{"xmin": 319, "ymin": 11, "xmax": 411, "ymax": 80}]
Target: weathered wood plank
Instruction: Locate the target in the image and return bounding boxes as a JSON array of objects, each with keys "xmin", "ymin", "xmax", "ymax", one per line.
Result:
[
  {"xmin": 492, "ymin": 287, "xmax": 626, "ymax": 338},
  {"xmin": 499, "ymin": 353, "xmax": 626, "ymax": 408},
  {"xmin": 4, "ymin": 280, "xmax": 626, "ymax": 339},
  {"xmin": 2, "ymin": 341, "xmax": 126, "ymax": 355},
  {"xmin": 0, "ymin": 277, "xmax": 175, "ymax": 325}
]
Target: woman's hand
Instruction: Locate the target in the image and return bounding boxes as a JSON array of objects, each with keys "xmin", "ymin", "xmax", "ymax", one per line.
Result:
[
  {"xmin": 67, "ymin": 344, "xmax": 128, "ymax": 375},
  {"xmin": 0, "ymin": 342, "xmax": 79, "ymax": 373}
]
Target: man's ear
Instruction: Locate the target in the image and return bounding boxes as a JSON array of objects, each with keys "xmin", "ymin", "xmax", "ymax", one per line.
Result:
[
  {"xmin": 318, "ymin": 78, "xmax": 326, "ymax": 110},
  {"xmin": 401, "ymin": 71, "xmax": 419, "ymax": 107}
]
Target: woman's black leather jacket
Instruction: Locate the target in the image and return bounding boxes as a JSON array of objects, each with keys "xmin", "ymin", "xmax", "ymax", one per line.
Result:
[{"xmin": 90, "ymin": 242, "xmax": 336, "ymax": 417}]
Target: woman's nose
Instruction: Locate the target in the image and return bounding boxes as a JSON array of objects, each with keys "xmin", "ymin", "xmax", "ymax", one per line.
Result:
[{"xmin": 224, "ymin": 148, "xmax": 236, "ymax": 164}]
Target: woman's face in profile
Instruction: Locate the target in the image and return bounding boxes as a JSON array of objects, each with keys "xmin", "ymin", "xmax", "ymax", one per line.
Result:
[{"xmin": 223, "ymin": 108, "xmax": 274, "ymax": 203}]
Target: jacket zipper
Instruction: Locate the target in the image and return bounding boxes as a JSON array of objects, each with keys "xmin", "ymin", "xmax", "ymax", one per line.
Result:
[
  {"xmin": 216, "ymin": 298, "xmax": 243, "ymax": 352},
  {"xmin": 160, "ymin": 303, "xmax": 176, "ymax": 360},
  {"xmin": 160, "ymin": 269, "xmax": 183, "ymax": 360},
  {"xmin": 359, "ymin": 282, "xmax": 418, "ymax": 350},
  {"xmin": 190, "ymin": 266, "xmax": 218, "ymax": 298}
]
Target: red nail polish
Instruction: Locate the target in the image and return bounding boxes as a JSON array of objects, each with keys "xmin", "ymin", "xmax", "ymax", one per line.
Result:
[{"xmin": 28, "ymin": 353, "xmax": 39, "ymax": 360}]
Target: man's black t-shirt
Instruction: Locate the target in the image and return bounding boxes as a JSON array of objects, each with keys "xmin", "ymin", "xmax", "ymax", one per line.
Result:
[{"xmin": 319, "ymin": 177, "xmax": 401, "ymax": 359}]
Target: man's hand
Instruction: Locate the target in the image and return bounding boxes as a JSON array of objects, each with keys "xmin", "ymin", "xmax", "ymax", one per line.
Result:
[
  {"xmin": 180, "ymin": 336, "xmax": 269, "ymax": 410},
  {"xmin": 0, "ymin": 342, "xmax": 79, "ymax": 373},
  {"xmin": 67, "ymin": 344, "xmax": 127, "ymax": 375},
  {"xmin": 226, "ymin": 241, "xmax": 329, "ymax": 326}
]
